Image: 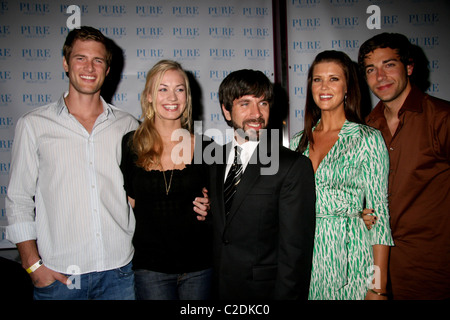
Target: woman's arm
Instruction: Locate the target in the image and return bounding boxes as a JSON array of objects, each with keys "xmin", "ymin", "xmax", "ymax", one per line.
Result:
[{"xmin": 366, "ymin": 244, "xmax": 390, "ymax": 300}]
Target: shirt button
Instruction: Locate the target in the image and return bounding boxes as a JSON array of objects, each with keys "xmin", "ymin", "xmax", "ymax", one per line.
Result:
[{"xmin": 389, "ymin": 147, "xmax": 394, "ymax": 151}]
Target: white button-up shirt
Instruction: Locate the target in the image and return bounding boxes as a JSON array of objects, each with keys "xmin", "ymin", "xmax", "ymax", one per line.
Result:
[{"xmin": 6, "ymin": 93, "xmax": 139, "ymax": 274}]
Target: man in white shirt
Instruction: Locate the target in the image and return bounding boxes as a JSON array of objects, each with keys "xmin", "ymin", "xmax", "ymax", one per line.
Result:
[{"xmin": 6, "ymin": 26, "xmax": 139, "ymax": 299}]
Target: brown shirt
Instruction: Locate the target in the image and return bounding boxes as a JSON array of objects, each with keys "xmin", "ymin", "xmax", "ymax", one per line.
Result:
[{"xmin": 366, "ymin": 85, "xmax": 450, "ymax": 299}]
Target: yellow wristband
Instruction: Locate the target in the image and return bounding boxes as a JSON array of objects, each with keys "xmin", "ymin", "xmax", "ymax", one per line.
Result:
[{"xmin": 26, "ymin": 260, "xmax": 43, "ymax": 274}]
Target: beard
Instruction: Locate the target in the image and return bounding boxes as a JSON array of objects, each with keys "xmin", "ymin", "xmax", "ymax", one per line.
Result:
[{"xmin": 232, "ymin": 117, "xmax": 267, "ymax": 142}]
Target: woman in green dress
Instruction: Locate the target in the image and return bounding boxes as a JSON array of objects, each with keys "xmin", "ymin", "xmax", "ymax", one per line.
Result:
[{"xmin": 290, "ymin": 50, "xmax": 394, "ymax": 300}]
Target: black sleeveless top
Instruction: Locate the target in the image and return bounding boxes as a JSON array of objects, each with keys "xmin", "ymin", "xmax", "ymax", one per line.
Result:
[{"xmin": 120, "ymin": 131, "xmax": 212, "ymax": 273}]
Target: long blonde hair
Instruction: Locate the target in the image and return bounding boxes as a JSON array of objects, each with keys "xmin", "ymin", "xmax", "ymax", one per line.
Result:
[{"xmin": 132, "ymin": 60, "xmax": 192, "ymax": 169}]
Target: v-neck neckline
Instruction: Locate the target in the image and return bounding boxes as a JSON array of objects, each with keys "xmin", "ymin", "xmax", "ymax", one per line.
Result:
[{"xmin": 306, "ymin": 119, "xmax": 350, "ymax": 174}]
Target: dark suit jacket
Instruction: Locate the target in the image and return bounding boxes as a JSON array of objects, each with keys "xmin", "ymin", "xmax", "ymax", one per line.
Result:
[{"xmin": 209, "ymin": 134, "xmax": 316, "ymax": 300}]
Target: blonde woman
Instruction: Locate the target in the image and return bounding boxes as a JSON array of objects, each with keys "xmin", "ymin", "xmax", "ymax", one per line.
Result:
[{"xmin": 120, "ymin": 60, "xmax": 212, "ymax": 300}]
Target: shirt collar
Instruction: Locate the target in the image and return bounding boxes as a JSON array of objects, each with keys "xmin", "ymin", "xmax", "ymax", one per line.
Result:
[
  {"xmin": 56, "ymin": 92, "xmax": 116, "ymax": 118},
  {"xmin": 232, "ymin": 136, "xmax": 259, "ymax": 162},
  {"xmin": 399, "ymin": 85, "xmax": 424, "ymax": 113},
  {"xmin": 226, "ymin": 134, "xmax": 260, "ymax": 167},
  {"xmin": 366, "ymin": 84, "xmax": 424, "ymax": 124}
]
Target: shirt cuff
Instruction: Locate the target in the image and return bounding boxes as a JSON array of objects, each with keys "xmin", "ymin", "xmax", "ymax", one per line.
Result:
[{"xmin": 6, "ymin": 222, "xmax": 37, "ymax": 244}]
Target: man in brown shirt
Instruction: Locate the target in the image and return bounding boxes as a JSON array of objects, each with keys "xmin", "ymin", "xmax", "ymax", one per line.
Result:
[{"xmin": 358, "ymin": 33, "xmax": 450, "ymax": 300}]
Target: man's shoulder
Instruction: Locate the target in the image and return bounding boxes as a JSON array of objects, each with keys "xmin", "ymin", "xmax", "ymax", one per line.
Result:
[
  {"xmin": 278, "ymin": 143, "xmax": 311, "ymax": 167},
  {"xmin": 20, "ymin": 101, "xmax": 59, "ymax": 120},
  {"xmin": 424, "ymin": 93, "xmax": 450, "ymax": 113}
]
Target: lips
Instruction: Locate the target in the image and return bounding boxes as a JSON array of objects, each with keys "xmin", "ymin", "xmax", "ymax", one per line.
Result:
[
  {"xmin": 80, "ymin": 75, "xmax": 96, "ymax": 81},
  {"xmin": 163, "ymin": 104, "xmax": 179, "ymax": 111},
  {"xmin": 319, "ymin": 94, "xmax": 333, "ymax": 100},
  {"xmin": 376, "ymin": 83, "xmax": 393, "ymax": 91},
  {"xmin": 244, "ymin": 119, "xmax": 265, "ymax": 130}
]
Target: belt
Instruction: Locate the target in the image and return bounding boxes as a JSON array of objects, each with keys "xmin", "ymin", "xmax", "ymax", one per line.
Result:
[{"xmin": 316, "ymin": 209, "xmax": 361, "ymax": 289}]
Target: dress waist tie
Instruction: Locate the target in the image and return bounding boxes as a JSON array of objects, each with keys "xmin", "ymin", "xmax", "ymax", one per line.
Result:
[{"xmin": 316, "ymin": 209, "xmax": 360, "ymax": 289}]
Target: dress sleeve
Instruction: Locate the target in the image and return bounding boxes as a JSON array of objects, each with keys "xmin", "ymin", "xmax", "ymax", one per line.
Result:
[
  {"xmin": 120, "ymin": 131, "xmax": 135, "ymax": 199},
  {"xmin": 362, "ymin": 128, "xmax": 394, "ymax": 246}
]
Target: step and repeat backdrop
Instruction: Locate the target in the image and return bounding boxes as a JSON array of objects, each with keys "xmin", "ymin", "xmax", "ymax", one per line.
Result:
[
  {"xmin": 1, "ymin": 0, "xmax": 449, "ymax": 250},
  {"xmin": 0, "ymin": 0, "xmax": 275, "ymax": 249},
  {"xmin": 286, "ymin": 0, "xmax": 450, "ymax": 138}
]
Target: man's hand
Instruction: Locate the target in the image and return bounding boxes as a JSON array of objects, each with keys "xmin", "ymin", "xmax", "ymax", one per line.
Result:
[
  {"xmin": 193, "ymin": 187, "xmax": 210, "ymax": 221},
  {"xmin": 29, "ymin": 263, "xmax": 70, "ymax": 288}
]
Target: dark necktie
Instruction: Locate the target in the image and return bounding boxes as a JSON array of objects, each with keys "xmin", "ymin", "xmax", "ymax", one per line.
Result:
[{"xmin": 224, "ymin": 146, "xmax": 243, "ymax": 217}]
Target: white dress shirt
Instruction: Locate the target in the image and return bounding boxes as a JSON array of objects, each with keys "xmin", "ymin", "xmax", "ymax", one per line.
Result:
[
  {"xmin": 6, "ymin": 93, "xmax": 139, "ymax": 274},
  {"xmin": 224, "ymin": 138, "xmax": 259, "ymax": 181}
]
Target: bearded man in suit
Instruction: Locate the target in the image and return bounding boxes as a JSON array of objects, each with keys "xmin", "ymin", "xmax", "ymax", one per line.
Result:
[{"xmin": 208, "ymin": 69, "xmax": 316, "ymax": 300}]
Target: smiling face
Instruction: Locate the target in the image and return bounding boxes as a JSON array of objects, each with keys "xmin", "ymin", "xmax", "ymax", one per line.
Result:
[
  {"xmin": 363, "ymin": 47, "xmax": 413, "ymax": 107},
  {"xmin": 311, "ymin": 61, "xmax": 347, "ymax": 114},
  {"xmin": 222, "ymin": 95, "xmax": 270, "ymax": 142},
  {"xmin": 149, "ymin": 69, "xmax": 187, "ymax": 123},
  {"xmin": 63, "ymin": 39, "xmax": 109, "ymax": 96}
]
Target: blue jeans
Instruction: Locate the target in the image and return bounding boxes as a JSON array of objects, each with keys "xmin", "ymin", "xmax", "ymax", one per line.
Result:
[
  {"xmin": 134, "ymin": 268, "xmax": 212, "ymax": 300},
  {"xmin": 33, "ymin": 262, "xmax": 135, "ymax": 300}
]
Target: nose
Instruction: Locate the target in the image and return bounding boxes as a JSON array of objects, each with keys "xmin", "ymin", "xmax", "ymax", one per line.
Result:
[
  {"xmin": 376, "ymin": 68, "xmax": 386, "ymax": 81},
  {"xmin": 320, "ymin": 80, "xmax": 329, "ymax": 90},
  {"xmin": 168, "ymin": 89, "xmax": 178, "ymax": 101},
  {"xmin": 84, "ymin": 59, "xmax": 95, "ymax": 72},
  {"xmin": 249, "ymin": 102, "xmax": 262, "ymax": 118}
]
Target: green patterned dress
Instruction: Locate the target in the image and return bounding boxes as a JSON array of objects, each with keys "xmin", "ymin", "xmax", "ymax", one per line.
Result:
[{"xmin": 290, "ymin": 120, "xmax": 394, "ymax": 300}]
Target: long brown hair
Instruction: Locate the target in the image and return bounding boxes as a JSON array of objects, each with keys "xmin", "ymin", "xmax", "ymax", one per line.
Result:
[
  {"xmin": 296, "ymin": 50, "xmax": 363, "ymax": 153},
  {"xmin": 132, "ymin": 60, "xmax": 192, "ymax": 169}
]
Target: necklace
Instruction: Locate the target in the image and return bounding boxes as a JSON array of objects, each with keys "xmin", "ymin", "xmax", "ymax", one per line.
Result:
[
  {"xmin": 161, "ymin": 143, "xmax": 182, "ymax": 195},
  {"xmin": 162, "ymin": 168, "xmax": 174, "ymax": 195}
]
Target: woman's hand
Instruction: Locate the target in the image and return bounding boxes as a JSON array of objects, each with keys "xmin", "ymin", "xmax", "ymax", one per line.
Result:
[{"xmin": 361, "ymin": 208, "xmax": 377, "ymax": 230}]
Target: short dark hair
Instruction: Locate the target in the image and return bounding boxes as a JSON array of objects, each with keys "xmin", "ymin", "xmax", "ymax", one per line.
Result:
[
  {"xmin": 63, "ymin": 26, "xmax": 113, "ymax": 68},
  {"xmin": 219, "ymin": 69, "xmax": 273, "ymax": 114},
  {"xmin": 358, "ymin": 32, "xmax": 413, "ymax": 76}
]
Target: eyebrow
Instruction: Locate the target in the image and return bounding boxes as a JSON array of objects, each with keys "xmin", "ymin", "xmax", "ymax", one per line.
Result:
[
  {"xmin": 236, "ymin": 98, "xmax": 251, "ymax": 103},
  {"xmin": 72, "ymin": 54, "xmax": 106, "ymax": 61},
  {"xmin": 365, "ymin": 58, "xmax": 399, "ymax": 69},
  {"xmin": 236, "ymin": 97, "xmax": 268, "ymax": 103},
  {"xmin": 313, "ymin": 74, "xmax": 342, "ymax": 77},
  {"xmin": 159, "ymin": 83, "xmax": 186, "ymax": 87}
]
